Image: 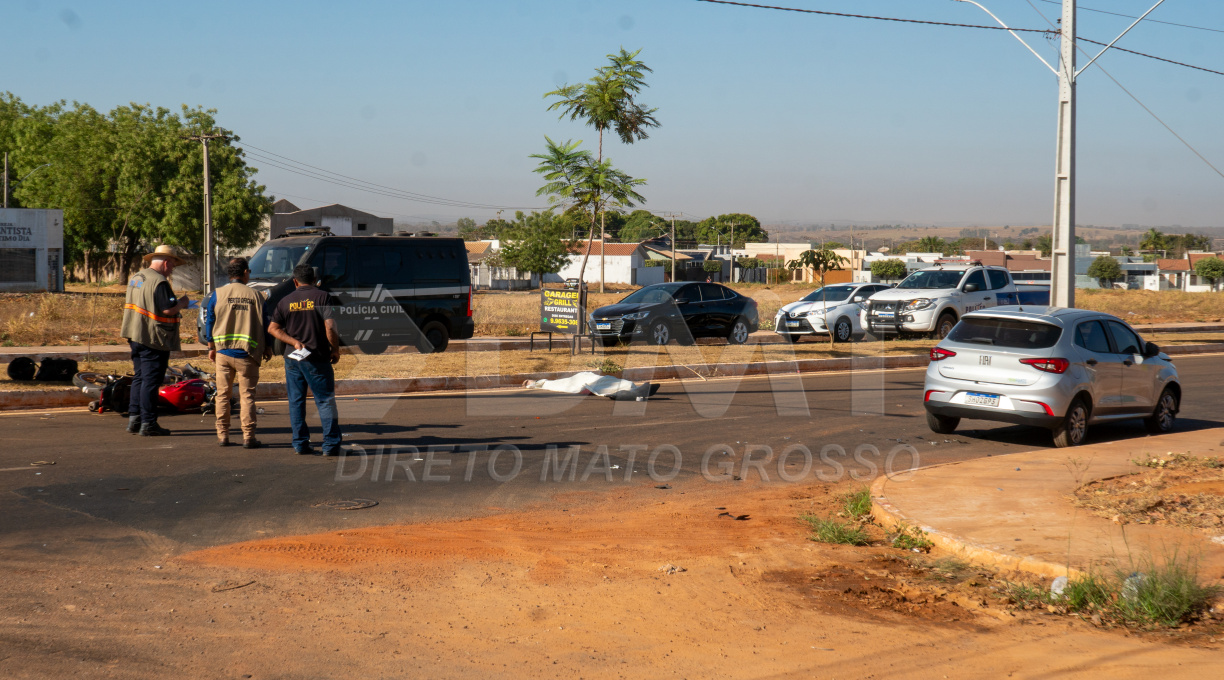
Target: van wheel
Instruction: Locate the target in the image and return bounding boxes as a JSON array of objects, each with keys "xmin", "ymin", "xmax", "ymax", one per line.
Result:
[
  {"xmin": 1053, "ymin": 398, "xmax": 1089, "ymax": 448},
  {"xmin": 417, "ymin": 321, "xmax": 449, "ymax": 354},
  {"xmin": 1144, "ymin": 387, "xmax": 1178, "ymax": 434},
  {"xmin": 359, "ymin": 342, "xmax": 389, "ymax": 355},
  {"xmin": 926, "ymin": 412, "xmax": 959, "ymax": 434},
  {"xmin": 935, "ymin": 313, "xmax": 957, "ymax": 339}
]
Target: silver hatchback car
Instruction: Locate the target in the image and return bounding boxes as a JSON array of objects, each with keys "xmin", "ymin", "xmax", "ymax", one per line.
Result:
[{"xmin": 923, "ymin": 307, "xmax": 1180, "ymax": 447}]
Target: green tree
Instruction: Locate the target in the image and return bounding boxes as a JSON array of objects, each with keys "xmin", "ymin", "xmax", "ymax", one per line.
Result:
[
  {"xmin": 915, "ymin": 236, "xmax": 947, "ymax": 253},
  {"xmin": 1140, "ymin": 228, "xmax": 1167, "ymax": 253},
  {"xmin": 456, "ymin": 217, "xmax": 479, "ymax": 240},
  {"xmin": 737, "ymin": 257, "xmax": 763, "ymax": 269},
  {"xmin": 1086, "ymin": 256, "xmax": 1123, "ymax": 288},
  {"xmin": 619, "ymin": 209, "xmax": 667, "ymax": 243},
  {"xmin": 1036, "ymin": 233, "xmax": 1053, "ymax": 257},
  {"xmin": 545, "ymin": 48, "xmax": 658, "ymax": 292},
  {"xmin": 1194, "ymin": 257, "xmax": 1224, "ymax": 292},
  {"xmin": 870, "ymin": 258, "xmax": 908, "ymax": 281},
  {"xmin": 787, "ymin": 248, "xmax": 849, "ymax": 345},
  {"xmin": 530, "ymin": 136, "xmax": 646, "ymax": 285},
  {"xmin": 499, "ymin": 210, "xmax": 575, "ymax": 276},
  {"xmin": 695, "ymin": 213, "xmax": 768, "ymax": 247}
]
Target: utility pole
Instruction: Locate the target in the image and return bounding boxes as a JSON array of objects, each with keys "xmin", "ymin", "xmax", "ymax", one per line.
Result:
[
  {"xmin": 185, "ymin": 133, "xmax": 229, "ymax": 298},
  {"xmin": 954, "ymin": 0, "xmax": 1166, "ymax": 308},
  {"xmin": 3, "ymin": 152, "xmax": 8, "ymax": 209},
  {"xmin": 599, "ymin": 211, "xmax": 605, "ymax": 294},
  {"xmin": 1049, "ymin": 0, "xmax": 1077, "ymax": 308},
  {"xmin": 670, "ymin": 213, "xmax": 677, "ymax": 283}
]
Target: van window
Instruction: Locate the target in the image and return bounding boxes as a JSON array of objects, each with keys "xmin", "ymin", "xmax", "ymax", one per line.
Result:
[
  {"xmin": 408, "ymin": 244, "xmax": 463, "ymax": 282},
  {"xmin": 312, "ymin": 246, "xmax": 349, "ymax": 289},
  {"xmin": 947, "ymin": 317, "xmax": 1062, "ymax": 348},
  {"xmin": 355, "ymin": 246, "xmax": 385, "ymax": 286},
  {"xmin": 383, "ymin": 248, "xmax": 411, "ymax": 286},
  {"xmin": 248, "ymin": 243, "xmax": 310, "ymax": 281}
]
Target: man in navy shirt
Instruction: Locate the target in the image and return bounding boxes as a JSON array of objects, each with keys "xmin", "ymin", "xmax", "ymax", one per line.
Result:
[{"xmin": 268, "ymin": 263, "xmax": 343, "ymax": 456}]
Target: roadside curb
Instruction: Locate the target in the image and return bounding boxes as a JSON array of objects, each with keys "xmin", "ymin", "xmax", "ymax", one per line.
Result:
[
  {"xmin": 870, "ymin": 473, "xmax": 1082, "ymax": 579},
  {"xmin": 4, "ymin": 344, "xmax": 1220, "ymax": 412}
]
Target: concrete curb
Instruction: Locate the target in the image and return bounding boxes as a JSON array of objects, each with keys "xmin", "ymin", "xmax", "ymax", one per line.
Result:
[
  {"xmin": 4, "ymin": 344, "xmax": 1220, "ymax": 413},
  {"xmin": 870, "ymin": 473, "xmax": 1081, "ymax": 579}
]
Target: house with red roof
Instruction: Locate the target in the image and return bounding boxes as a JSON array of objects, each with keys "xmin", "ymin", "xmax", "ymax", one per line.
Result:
[{"xmin": 553, "ymin": 240, "xmax": 663, "ymax": 286}]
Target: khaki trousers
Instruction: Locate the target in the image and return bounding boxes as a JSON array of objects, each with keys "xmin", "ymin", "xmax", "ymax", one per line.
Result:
[{"xmin": 215, "ymin": 353, "xmax": 260, "ymax": 441}]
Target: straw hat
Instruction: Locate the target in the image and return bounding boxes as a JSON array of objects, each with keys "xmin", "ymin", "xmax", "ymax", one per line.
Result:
[{"xmin": 142, "ymin": 244, "xmax": 189, "ymax": 266}]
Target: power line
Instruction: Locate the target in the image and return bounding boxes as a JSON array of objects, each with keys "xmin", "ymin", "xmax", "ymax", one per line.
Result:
[
  {"xmin": 1077, "ymin": 37, "xmax": 1224, "ymax": 77},
  {"xmin": 240, "ymin": 142, "xmax": 544, "ymax": 211},
  {"xmin": 694, "ymin": 0, "xmax": 1058, "ymax": 34},
  {"xmin": 1035, "ymin": 0, "xmax": 1224, "ymax": 34}
]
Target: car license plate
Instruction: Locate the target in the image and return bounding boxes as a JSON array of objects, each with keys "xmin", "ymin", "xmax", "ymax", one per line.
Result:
[
  {"xmin": 595, "ymin": 322, "xmax": 612, "ymax": 330},
  {"xmin": 786, "ymin": 321, "xmax": 802, "ymax": 328},
  {"xmin": 876, "ymin": 311, "xmax": 894, "ymax": 318},
  {"xmin": 965, "ymin": 392, "xmax": 1000, "ymax": 407}
]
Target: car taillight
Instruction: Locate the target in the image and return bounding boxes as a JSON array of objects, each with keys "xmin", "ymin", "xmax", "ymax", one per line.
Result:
[
  {"xmin": 924, "ymin": 390, "xmax": 944, "ymax": 402},
  {"xmin": 929, "ymin": 347, "xmax": 956, "ymax": 361},
  {"xmin": 466, "ymin": 288, "xmax": 473, "ymax": 317},
  {"xmin": 1019, "ymin": 358, "xmax": 1069, "ymax": 374}
]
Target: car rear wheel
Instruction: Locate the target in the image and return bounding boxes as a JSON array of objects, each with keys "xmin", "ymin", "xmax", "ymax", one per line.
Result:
[
  {"xmin": 648, "ymin": 320, "xmax": 671, "ymax": 346},
  {"xmin": 727, "ymin": 317, "xmax": 750, "ymax": 345},
  {"xmin": 1053, "ymin": 398, "xmax": 1089, "ymax": 448},
  {"xmin": 926, "ymin": 412, "xmax": 959, "ymax": 434},
  {"xmin": 1144, "ymin": 387, "xmax": 1178, "ymax": 434},
  {"xmin": 832, "ymin": 316, "xmax": 853, "ymax": 343},
  {"xmin": 359, "ymin": 342, "xmax": 389, "ymax": 355},
  {"xmin": 935, "ymin": 312, "xmax": 957, "ymax": 340}
]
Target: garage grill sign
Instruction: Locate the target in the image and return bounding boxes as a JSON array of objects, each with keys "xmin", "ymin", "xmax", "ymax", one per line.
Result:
[{"xmin": 540, "ymin": 287, "xmax": 584, "ymax": 334}]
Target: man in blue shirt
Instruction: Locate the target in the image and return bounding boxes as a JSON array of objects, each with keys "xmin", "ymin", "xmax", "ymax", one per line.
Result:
[{"xmin": 205, "ymin": 258, "xmax": 272, "ymax": 448}]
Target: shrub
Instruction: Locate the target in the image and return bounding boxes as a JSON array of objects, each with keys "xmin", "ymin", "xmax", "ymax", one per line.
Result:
[
  {"xmin": 870, "ymin": 258, "xmax": 908, "ymax": 281},
  {"xmin": 800, "ymin": 514, "xmax": 870, "ymax": 546},
  {"xmin": 1087, "ymin": 256, "xmax": 1123, "ymax": 287}
]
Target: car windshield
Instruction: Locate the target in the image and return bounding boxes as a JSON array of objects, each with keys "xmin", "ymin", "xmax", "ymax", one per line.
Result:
[
  {"xmin": 897, "ymin": 270, "xmax": 966, "ymax": 289},
  {"xmin": 249, "ymin": 243, "xmax": 311, "ymax": 280},
  {"xmin": 620, "ymin": 284, "xmax": 685, "ymax": 305},
  {"xmin": 948, "ymin": 317, "xmax": 1062, "ymax": 349},
  {"xmin": 800, "ymin": 286, "xmax": 855, "ymax": 303}
]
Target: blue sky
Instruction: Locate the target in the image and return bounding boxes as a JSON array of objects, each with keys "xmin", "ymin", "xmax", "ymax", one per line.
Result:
[{"xmin": 7, "ymin": 0, "xmax": 1223, "ymax": 228}]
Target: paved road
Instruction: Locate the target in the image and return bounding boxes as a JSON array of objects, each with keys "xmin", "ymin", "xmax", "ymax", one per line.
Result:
[{"xmin": 2, "ymin": 355, "xmax": 1220, "ymax": 557}]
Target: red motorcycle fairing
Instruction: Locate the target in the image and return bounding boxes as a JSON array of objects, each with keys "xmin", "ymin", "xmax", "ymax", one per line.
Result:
[{"xmin": 159, "ymin": 378, "xmax": 207, "ymax": 410}]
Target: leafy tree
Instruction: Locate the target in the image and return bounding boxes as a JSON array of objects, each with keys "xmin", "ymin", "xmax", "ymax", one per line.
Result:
[
  {"xmin": 870, "ymin": 258, "xmax": 908, "ymax": 281},
  {"xmin": 787, "ymin": 248, "xmax": 848, "ymax": 345},
  {"xmin": 821, "ymin": 241, "xmax": 846, "ymax": 250},
  {"xmin": 499, "ymin": 210, "xmax": 575, "ymax": 276},
  {"xmin": 619, "ymin": 209, "xmax": 667, "ymax": 243},
  {"xmin": 1086, "ymin": 256, "xmax": 1123, "ymax": 288},
  {"xmin": 695, "ymin": 213, "xmax": 767, "ymax": 247},
  {"xmin": 702, "ymin": 260, "xmax": 722, "ymax": 274},
  {"xmin": 530, "ymin": 136, "xmax": 646, "ymax": 285},
  {"xmin": 2, "ymin": 95, "xmax": 270, "ymax": 279},
  {"xmin": 1036, "ymin": 233, "xmax": 1053, "ymax": 257},
  {"xmin": 915, "ymin": 236, "xmax": 947, "ymax": 253},
  {"xmin": 1140, "ymin": 228, "xmax": 1167, "ymax": 253},
  {"xmin": 1021, "ymin": 239, "xmax": 1034, "ymax": 250},
  {"xmin": 1194, "ymin": 257, "xmax": 1224, "ymax": 292},
  {"xmin": 545, "ymin": 48, "xmax": 658, "ymax": 292},
  {"xmin": 456, "ymin": 217, "xmax": 479, "ymax": 240},
  {"xmin": 737, "ymin": 257, "xmax": 763, "ymax": 269}
]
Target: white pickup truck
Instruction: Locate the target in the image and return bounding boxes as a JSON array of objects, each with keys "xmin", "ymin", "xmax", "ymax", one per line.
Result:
[{"xmin": 860, "ymin": 264, "xmax": 1050, "ymax": 338}]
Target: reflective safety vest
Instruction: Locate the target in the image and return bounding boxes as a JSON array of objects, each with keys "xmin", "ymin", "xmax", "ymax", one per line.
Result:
[
  {"xmin": 120, "ymin": 267, "xmax": 181, "ymax": 352},
  {"xmin": 211, "ymin": 281, "xmax": 265, "ymax": 355}
]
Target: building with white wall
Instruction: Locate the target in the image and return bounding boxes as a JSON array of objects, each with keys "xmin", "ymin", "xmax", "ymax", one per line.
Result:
[
  {"xmin": 0, "ymin": 208, "xmax": 63, "ymax": 292},
  {"xmin": 551, "ymin": 241, "xmax": 663, "ymax": 286}
]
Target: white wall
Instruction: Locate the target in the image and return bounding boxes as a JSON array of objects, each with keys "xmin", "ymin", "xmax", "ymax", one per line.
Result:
[{"xmin": 0, "ymin": 208, "xmax": 64, "ymax": 292}]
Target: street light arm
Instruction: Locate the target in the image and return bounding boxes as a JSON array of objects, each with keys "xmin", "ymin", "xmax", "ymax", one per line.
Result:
[
  {"xmin": 1075, "ymin": 0, "xmax": 1166, "ymax": 77},
  {"xmin": 952, "ymin": 0, "xmax": 1058, "ymax": 76},
  {"xmin": 16, "ymin": 163, "xmax": 52, "ymax": 184}
]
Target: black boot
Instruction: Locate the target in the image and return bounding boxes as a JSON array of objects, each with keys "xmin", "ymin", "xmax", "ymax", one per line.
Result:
[
  {"xmin": 127, "ymin": 416, "xmax": 142, "ymax": 434},
  {"xmin": 139, "ymin": 422, "xmax": 172, "ymax": 437}
]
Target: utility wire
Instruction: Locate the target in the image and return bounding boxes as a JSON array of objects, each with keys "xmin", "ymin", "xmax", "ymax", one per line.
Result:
[
  {"xmin": 241, "ymin": 142, "xmax": 543, "ymax": 211},
  {"xmin": 694, "ymin": 0, "xmax": 1058, "ymax": 33},
  {"xmin": 1035, "ymin": 0, "xmax": 1224, "ymax": 34},
  {"xmin": 1022, "ymin": 1, "xmax": 1224, "ymax": 182},
  {"xmin": 1076, "ymin": 37, "xmax": 1224, "ymax": 77}
]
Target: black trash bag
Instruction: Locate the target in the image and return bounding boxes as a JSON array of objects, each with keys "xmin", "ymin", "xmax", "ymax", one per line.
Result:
[
  {"xmin": 6, "ymin": 357, "xmax": 37, "ymax": 381},
  {"xmin": 34, "ymin": 358, "xmax": 79, "ymax": 382}
]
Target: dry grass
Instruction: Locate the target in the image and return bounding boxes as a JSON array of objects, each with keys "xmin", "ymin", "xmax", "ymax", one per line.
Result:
[
  {"xmin": 1075, "ymin": 452, "xmax": 1224, "ymax": 533},
  {"xmin": 1077, "ymin": 289, "xmax": 1224, "ymax": 324},
  {"xmin": 4, "ymin": 285, "xmax": 1224, "ymax": 348}
]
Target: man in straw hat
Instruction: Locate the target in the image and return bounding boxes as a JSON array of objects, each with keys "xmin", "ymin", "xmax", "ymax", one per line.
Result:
[{"xmin": 120, "ymin": 244, "xmax": 191, "ymax": 436}]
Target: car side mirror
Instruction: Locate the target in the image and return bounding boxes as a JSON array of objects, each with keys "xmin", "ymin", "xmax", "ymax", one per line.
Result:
[
  {"xmin": 852, "ymin": 296, "xmax": 864, "ymax": 302},
  {"xmin": 963, "ymin": 283, "xmax": 980, "ymax": 293},
  {"xmin": 1143, "ymin": 341, "xmax": 1160, "ymax": 358}
]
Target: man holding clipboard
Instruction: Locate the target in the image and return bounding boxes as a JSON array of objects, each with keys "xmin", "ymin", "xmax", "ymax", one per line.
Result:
[{"xmin": 268, "ymin": 263, "xmax": 343, "ymax": 456}]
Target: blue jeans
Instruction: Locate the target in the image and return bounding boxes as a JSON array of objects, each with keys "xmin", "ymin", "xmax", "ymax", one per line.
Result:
[
  {"xmin": 284, "ymin": 358, "xmax": 341, "ymax": 452},
  {"xmin": 128, "ymin": 341, "xmax": 169, "ymax": 424}
]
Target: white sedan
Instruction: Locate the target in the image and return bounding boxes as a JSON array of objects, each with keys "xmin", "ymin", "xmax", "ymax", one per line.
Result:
[{"xmin": 774, "ymin": 283, "xmax": 892, "ymax": 343}]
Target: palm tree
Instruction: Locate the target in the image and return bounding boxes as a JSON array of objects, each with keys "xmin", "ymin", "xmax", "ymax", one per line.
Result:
[
  {"xmin": 916, "ymin": 236, "xmax": 947, "ymax": 254},
  {"xmin": 1140, "ymin": 228, "xmax": 1167, "ymax": 254},
  {"xmin": 531, "ymin": 138, "xmax": 647, "ymax": 283},
  {"xmin": 545, "ymin": 48, "xmax": 659, "ymax": 291}
]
